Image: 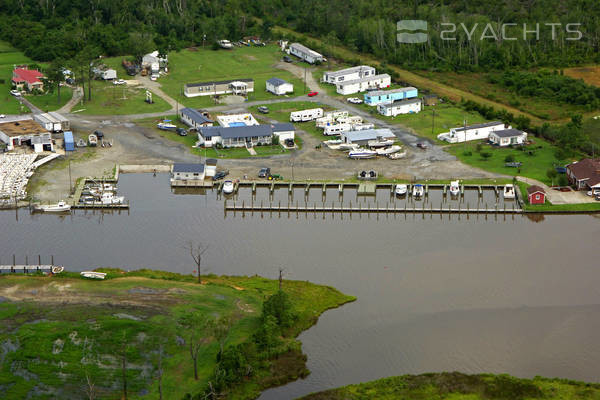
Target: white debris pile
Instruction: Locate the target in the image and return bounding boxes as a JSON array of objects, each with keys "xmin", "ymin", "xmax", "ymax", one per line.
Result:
[{"xmin": 0, "ymin": 153, "xmax": 37, "ymax": 204}]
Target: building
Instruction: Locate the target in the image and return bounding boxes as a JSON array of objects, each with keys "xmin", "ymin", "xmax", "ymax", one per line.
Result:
[
  {"xmin": 423, "ymin": 94, "xmax": 438, "ymax": 106},
  {"xmin": 377, "ymin": 98, "xmax": 422, "ymax": 116},
  {"xmin": 34, "ymin": 112, "xmax": 69, "ymax": 132},
  {"xmin": 341, "ymin": 128, "xmax": 396, "ymax": 146},
  {"xmin": 63, "ymin": 131, "xmax": 74, "ymax": 152},
  {"xmin": 48, "ymin": 112, "xmax": 70, "ymax": 131},
  {"xmin": 101, "ymin": 69, "xmax": 117, "ymax": 80},
  {"xmin": 184, "ymin": 79, "xmax": 254, "ymax": 97},
  {"xmin": 266, "ymin": 78, "xmax": 293, "ymax": 95},
  {"xmin": 179, "ymin": 108, "xmax": 214, "ymax": 129},
  {"xmin": 335, "ymin": 74, "xmax": 391, "ymax": 95},
  {"xmin": 364, "ymin": 87, "xmax": 418, "ymax": 106},
  {"xmin": 488, "ymin": 129, "xmax": 527, "ymax": 147},
  {"xmin": 322, "ymin": 66, "xmax": 376, "ymax": 85},
  {"xmin": 271, "ymin": 123, "xmax": 295, "ymax": 142},
  {"xmin": 198, "ymin": 125, "xmax": 272, "ymax": 148},
  {"xmin": 527, "ymin": 185, "xmax": 546, "ymax": 204},
  {"xmin": 205, "ymin": 159, "xmax": 217, "ymax": 178},
  {"xmin": 12, "ymin": 67, "xmax": 44, "ymax": 92},
  {"xmin": 566, "ymin": 158, "xmax": 600, "ymax": 193},
  {"xmin": 142, "ymin": 51, "xmax": 168, "ymax": 69},
  {"xmin": 288, "ymin": 43, "xmax": 324, "ymax": 64},
  {"xmin": 437, "ymin": 121, "xmax": 508, "ymax": 144},
  {"xmin": 172, "ymin": 163, "xmax": 205, "ymax": 181},
  {"xmin": 0, "ymin": 119, "xmax": 53, "ymax": 152}
]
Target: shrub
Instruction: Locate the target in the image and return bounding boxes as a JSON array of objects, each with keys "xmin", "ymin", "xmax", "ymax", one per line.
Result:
[
  {"xmin": 463, "ymin": 150, "xmax": 472, "ymax": 156},
  {"xmin": 504, "ymin": 155, "xmax": 515, "ymax": 163},
  {"xmin": 480, "ymin": 151, "xmax": 492, "ymax": 160},
  {"xmin": 476, "ymin": 143, "xmax": 483, "ymax": 152}
]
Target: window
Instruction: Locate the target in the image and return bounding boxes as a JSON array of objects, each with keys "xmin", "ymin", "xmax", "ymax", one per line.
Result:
[
  {"xmin": 339, "ymin": 76, "xmax": 344, "ymax": 82},
  {"xmin": 535, "ymin": 195, "xmax": 540, "ymax": 200}
]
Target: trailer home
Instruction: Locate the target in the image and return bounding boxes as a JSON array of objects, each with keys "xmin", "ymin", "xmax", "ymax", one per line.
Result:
[
  {"xmin": 324, "ymin": 123, "xmax": 353, "ymax": 136},
  {"xmin": 364, "ymin": 87, "xmax": 418, "ymax": 106},
  {"xmin": 437, "ymin": 121, "xmax": 508, "ymax": 144},
  {"xmin": 288, "ymin": 43, "xmax": 325, "ymax": 64},
  {"xmin": 377, "ymin": 98, "xmax": 422, "ymax": 116},
  {"xmin": 184, "ymin": 79, "xmax": 254, "ymax": 97},
  {"xmin": 336, "ymin": 74, "xmax": 391, "ymax": 95},
  {"xmin": 322, "ymin": 65, "xmax": 376, "ymax": 84},
  {"xmin": 290, "ymin": 108, "xmax": 324, "ymax": 122}
]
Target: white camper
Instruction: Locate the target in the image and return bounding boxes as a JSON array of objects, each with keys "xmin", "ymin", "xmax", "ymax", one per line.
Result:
[
  {"xmin": 290, "ymin": 108, "xmax": 324, "ymax": 122},
  {"xmin": 324, "ymin": 123, "xmax": 352, "ymax": 136}
]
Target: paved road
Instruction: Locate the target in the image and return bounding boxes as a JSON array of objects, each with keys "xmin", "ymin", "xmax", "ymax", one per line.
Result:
[{"xmin": 18, "ymin": 96, "xmax": 42, "ymax": 114}]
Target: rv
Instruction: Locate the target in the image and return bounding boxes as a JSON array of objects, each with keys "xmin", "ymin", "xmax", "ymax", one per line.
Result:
[
  {"xmin": 324, "ymin": 123, "xmax": 352, "ymax": 136},
  {"xmin": 290, "ymin": 108, "xmax": 324, "ymax": 122}
]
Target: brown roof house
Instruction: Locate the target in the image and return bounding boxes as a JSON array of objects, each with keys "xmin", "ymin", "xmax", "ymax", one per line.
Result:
[{"xmin": 566, "ymin": 158, "xmax": 600, "ymax": 194}]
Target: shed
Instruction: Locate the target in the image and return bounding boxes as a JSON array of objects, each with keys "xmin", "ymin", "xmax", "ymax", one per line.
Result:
[
  {"xmin": 271, "ymin": 123, "xmax": 295, "ymax": 142},
  {"xmin": 172, "ymin": 163, "xmax": 205, "ymax": 181},
  {"xmin": 63, "ymin": 131, "xmax": 74, "ymax": 151},
  {"xmin": 205, "ymin": 159, "xmax": 217, "ymax": 177},
  {"xmin": 527, "ymin": 185, "xmax": 546, "ymax": 205},
  {"xmin": 266, "ymin": 78, "xmax": 293, "ymax": 95}
]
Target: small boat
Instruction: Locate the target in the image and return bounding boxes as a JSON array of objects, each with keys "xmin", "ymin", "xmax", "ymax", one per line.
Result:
[
  {"xmin": 387, "ymin": 151, "xmax": 407, "ymax": 160},
  {"xmin": 222, "ymin": 180, "xmax": 235, "ymax": 194},
  {"xmin": 412, "ymin": 184, "xmax": 424, "ymax": 198},
  {"xmin": 51, "ymin": 266, "xmax": 64, "ymax": 274},
  {"xmin": 80, "ymin": 271, "xmax": 106, "ymax": 280},
  {"xmin": 88, "ymin": 134, "xmax": 98, "ymax": 147},
  {"xmin": 503, "ymin": 184, "xmax": 515, "ymax": 199},
  {"xmin": 323, "ymin": 139, "xmax": 343, "ymax": 147},
  {"xmin": 348, "ymin": 148, "xmax": 377, "ymax": 159},
  {"xmin": 37, "ymin": 200, "xmax": 71, "ymax": 213},
  {"xmin": 395, "ymin": 184, "xmax": 408, "ymax": 196},
  {"xmin": 368, "ymin": 139, "xmax": 394, "ymax": 148},
  {"xmin": 157, "ymin": 121, "xmax": 177, "ymax": 131},
  {"xmin": 218, "ymin": 39, "xmax": 233, "ymax": 49},
  {"xmin": 338, "ymin": 143, "xmax": 359, "ymax": 151},
  {"xmin": 375, "ymin": 145, "xmax": 402, "ymax": 155},
  {"xmin": 101, "ymin": 192, "xmax": 125, "ymax": 205},
  {"xmin": 449, "ymin": 180, "xmax": 460, "ymax": 196}
]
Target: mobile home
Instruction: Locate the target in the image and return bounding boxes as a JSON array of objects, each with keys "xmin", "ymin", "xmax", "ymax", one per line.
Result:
[
  {"xmin": 488, "ymin": 129, "xmax": 527, "ymax": 147},
  {"xmin": 290, "ymin": 108, "xmax": 324, "ymax": 122},
  {"xmin": 322, "ymin": 65, "xmax": 376, "ymax": 84},
  {"xmin": 336, "ymin": 74, "xmax": 391, "ymax": 95},
  {"xmin": 324, "ymin": 123, "xmax": 352, "ymax": 136},
  {"xmin": 377, "ymin": 98, "xmax": 422, "ymax": 116},
  {"xmin": 288, "ymin": 43, "xmax": 325, "ymax": 64},
  {"xmin": 184, "ymin": 79, "xmax": 254, "ymax": 97},
  {"xmin": 437, "ymin": 121, "xmax": 508, "ymax": 144},
  {"xmin": 364, "ymin": 87, "xmax": 418, "ymax": 106}
]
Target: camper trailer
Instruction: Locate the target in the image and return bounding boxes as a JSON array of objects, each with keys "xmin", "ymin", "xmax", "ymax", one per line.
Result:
[{"xmin": 289, "ymin": 108, "xmax": 324, "ymax": 122}]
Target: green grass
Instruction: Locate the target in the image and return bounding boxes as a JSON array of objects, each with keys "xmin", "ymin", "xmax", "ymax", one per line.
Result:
[
  {"xmin": 25, "ymin": 86, "xmax": 73, "ymax": 112},
  {"xmin": 0, "ymin": 271, "xmax": 355, "ymax": 400},
  {"xmin": 159, "ymin": 45, "xmax": 306, "ymax": 109},
  {"xmin": 0, "ymin": 41, "xmax": 32, "ymax": 114},
  {"xmin": 517, "ymin": 181, "xmax": 600, "ymax": 212},
  {"xmin": 300, "ymin": 372, "xmax": 600, "ymax": 400},
  {"xmin": 73, "ymin": 81, "xmax": 171, "ymax": 115}
]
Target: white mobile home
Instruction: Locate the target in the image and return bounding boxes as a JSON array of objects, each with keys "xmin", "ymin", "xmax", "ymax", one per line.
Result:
[
  {"xmin": 324, "ymin": 123, "xmax": 352, "ymax": 136},
  {"xmin": 377, "ymin": 98, "xmax": 422, "ymax": 117},
  {"xmin": 290, "ymin": 108, "xmax": 324, "ymax": 122},
  {"xmin": 184, "ymin": 79, "xmax": 254, "ymax": 97},
  {"xmin": 336, "ymin": 74, "xmax": 391, "ymax": 95},
  {"xmin": 337, "ymin": 116, "xmax": 363, "ymax": 125},
  {"xmin": 437, "ymin": 121, "xmax": 508, "ymax": 144},
  {"xmin": 197, "ymin": 125, "xmax": 273, "ymax": 148},
  {"xmin": 322, "ymin": 65, "xmax": 376, "ymax": 84},
  {"xmin": 288, "ymin": 43, "xmax": 325, "ymax": 64},
  {"xmin": 488, "ymin": 129, "xmax": 527, "ymax": 146},
  {"xmin": 266, "ymin": 78, "xmax": 293, "ymax": 95}
]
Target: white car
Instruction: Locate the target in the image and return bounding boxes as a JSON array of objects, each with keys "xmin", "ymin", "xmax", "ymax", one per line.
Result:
[
  {"xmin": 0, "ymin": 114, "xmax": 5, "ymax": 118},
  {"xmin": 113, "ymin": 79, "xmax": 126, "ymax": 85},
  {"xmin": 150, "ymin": 74, "xmax": 158, "ymax": 81},
  {"xmin": 10, "ymin": 90, "xmax": 21, "ymax": 97},
  {"xmin": 347, "ymin": 97, "xmax": 363, "ymax": 104}
]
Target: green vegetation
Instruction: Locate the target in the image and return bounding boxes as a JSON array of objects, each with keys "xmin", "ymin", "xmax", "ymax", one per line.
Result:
[
  {"xmin": 72, "ymin": 82, "xmax": 171, "ymax": 115},
  {"xmin": 300, "ymin": 372, "xmax": 600, "ymax": 400},
  {"xmin": 517, "ymin": 181, "xmax": 600, "ymax": 212},
  {"xmin": 0, "ymin": 41, "xmax": 31, "ymax": 114},
  {"xmin": 26, "ymin": 86, "xmax": 73, "ymax": 112},
  {"xmin": 0, "ymin": 270, "xmax": 354, "ymax": 400}
]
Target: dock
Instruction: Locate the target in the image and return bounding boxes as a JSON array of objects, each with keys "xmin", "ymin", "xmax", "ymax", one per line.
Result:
[
  {"xmin": 170, "ymin": 179, "xmax": 214, "ymax": 188},
  {"xmin": 0, "ymin": 265, "xmax": 58, "ymax": 273}
]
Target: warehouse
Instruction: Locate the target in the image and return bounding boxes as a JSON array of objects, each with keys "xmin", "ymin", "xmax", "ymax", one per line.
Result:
[
  {"xmin": 288, "ymin": 43, "xmax": 325, "ymax": 64},
  {"xmin": 266, "ymin": 78, "xmax": 294, "ymax": 95},
  {"xmin": 341, "ymin": 128, "xmax": 396, "ymax": 146},
  {"xmin": 184, "ymin": 79, "xmax": 254, "ymax": 97},
  {"xmin": 335, "ymin": 74, "xmax": 391, "ymax": 95},
  {"xmin": 0, "ymin": 119, "xmax": 53, "ymax": 153},
  {"xmin": 364, "ymin": 87, "xmax": 418, "ymax": 106},
  {"xmin": 377, "ymin": 98, "xmax": 422, "ymax": 116},
  {"xmin": 322, "ymin": 65, "xmax": 376, "ymax": 84}
]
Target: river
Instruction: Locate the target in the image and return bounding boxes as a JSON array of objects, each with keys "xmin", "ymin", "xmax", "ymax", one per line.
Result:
[{"xmin": 2, "ymin": 173, "xmax": 600, "ymax": 399}]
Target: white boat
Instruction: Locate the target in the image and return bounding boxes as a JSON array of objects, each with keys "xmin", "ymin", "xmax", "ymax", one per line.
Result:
[
  {"xmin": 412, "ymin": 184, "xmax": 424, "ymax": 198},
  {"xmin": 101, "ymin": 192, "xmax": 125, "ymax": 205},
  {"xmin": 348, "ymin": 148, "xmax": 377, "ymax": 159},
  {"xmin": 375, "ymin": 145, "xmax": 402, "ymax": 155},
  {"xmin": 395, "ymin": 184, "xmax": 408, "ymax": 196},
  {"xmin": 449, "ymin": 180, "xmax": 460, "ymax": 196},
  {"xmin": 37, "ymin": 200, "xmax": 71, "ymax": 213},
  {"xmin": 387, "ymin": 151, "xmax": 407, "ymax": 160},
  {"xmin": 338, "ymin": 143, "xmax": 359, "ymax": 151},
  {"xmin": 222, "ymin": 180, "xmax": 234, "ymax": 194},
  {"xmin": 88, "ymin": 134, "xmax": 98, "ymax": 147},
  {"xmin": 51, "ymin": 266, "xmax": 64, "ymax": 274},
  {"xmin": 323, "ymin": 139, "xmax": 343, "ymax": 147},
  {"xmin": 503, "ymin": 184, "xmax": 515, "ymax": 199},
  {"xmin": 157, "ymin": 121, "xmax": 177, "ymax": 131},
  {"xmin": 77, "ymin": 138, "xmax": 87, "ymax": 147},
  {"xmin": 218, "ymin": 39, "xmax": 233, "ymax": 49},
  {"xmin": 80, "ymin": 271, "xmax": 106, "ymax": 280},
  {"xmin": 368, "ymin": 139, "xmax": 394, "ymax": 148}
]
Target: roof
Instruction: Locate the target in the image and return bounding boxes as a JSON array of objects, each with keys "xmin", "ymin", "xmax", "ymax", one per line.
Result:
[
  {"xmin": 0, "ymin": 120, "xmax": 49, "ymax": 137},
  {"xmin": 200, "ymin": 125, "xmax": 272, "ymax": 139},
  {"xmin": 378, "ymin": 98, "xmax": 422, "ymax": 109},
  {"xmin": 185, "ymin": 78, "xmax": 253, "ymax": 88},
  {"xmin": 271, "ymin": 123, "xmax": 294, "ymax": 132},
  {"xmin": 454, "ymin": 121, "xmax": 505, "ymax": 132},
  {"xmin": 343, "ymin": 128, "xmax": 395, "ymax": 142},
  {"xmin": 181, "ymin": 107, "xmax": 213, "ymax": 124},
  {"xmin": 173, "ymin": 163, "xmax": 205, "ymax": 173},
  {"xmin": 338, "ymin": 74, "xmax": 391, "ymax": 87},
  {"xmin": 63, "ymin": 131, "xmax": 74, "ymax": 143},
  {"xmin": 527, "ymin": 185, "xmax": 546, "ymax": 195},
  {"xmin": 366, "ymin": 87, "xmax": 417, "ymax": 98},
  {"xmin": 290, "ymin": 43, "xmax": 323, "ymax": 58},
  {"xmin": 266, "ymin": 78, "xmax": 289, "ymax": 87},
  {"xmin": 205, "ymin": 158, "xmax": 217, "ymax": 166},
  {"xmin": 490, "ymin": 129, "xmax": 525, "ymax": 138},
  {"xmin": 325, "ymin": 65, "xmax": 375, "ymax": 78},
  {"xmin": 567, "ymin": 158, "xmax": 600, "ymax": 186},
  {"xmin": 12, "ymin": 68, "xmax": 44, "ymax": 84}
]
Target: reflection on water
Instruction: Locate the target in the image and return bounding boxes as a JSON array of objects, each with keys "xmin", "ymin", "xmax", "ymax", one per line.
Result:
[{"xmin": 1, "ymin": 173, "xmax": 599, "ymax": 399}]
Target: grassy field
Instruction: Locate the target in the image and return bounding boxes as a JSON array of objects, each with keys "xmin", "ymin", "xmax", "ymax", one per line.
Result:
[
  {"xmin": 73, "ymin": 81, "xmax": 171, "ymax": 115},
  {"xmin": 158, "ymin": 45, "xmax": 306, "ymax": 109},
  {"xmin": 0, "ymin": 270, "xmax": 354, "ymax": 400},
  {"xmin": 300, "ymin": 372, "xmax": 600, "ymax": 400},
  {"xmin": 564, "ymin": 66, "xmax": 600, "ymax": 87},
  {"xmin": 0, "ymin": 41, "xmax": 31, "ymax": 114},
  {"xmin": 25, "ymin": 86, "xmax": 73, "ymax": 112}
]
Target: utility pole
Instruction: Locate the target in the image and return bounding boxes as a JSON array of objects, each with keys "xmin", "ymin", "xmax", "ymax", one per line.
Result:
[
  {"xmin": 463, "ymin": 117, "xmax": 467, "ymax": 151},
  {"xmin": 68, "ymin": 159, "xmax": 72, "ymax": 194},
  {"xmin": 304, "ymin": 67, "xmax": 307, "ymax": 94},
  {"xmin": 431, "ymin": 109, "xmax": 435, "ymax": 137}
]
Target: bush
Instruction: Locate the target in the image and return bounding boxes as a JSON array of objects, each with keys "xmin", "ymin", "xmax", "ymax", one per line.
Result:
[
  {"xmin": 463, "ymin": 150, "xmax": 472, "ymax": 156},
  {"xmin": 504, "ymin": 155, "xmax": 515, "ymax": 163},
  {"xmin": 480, "ymin": 151, "xmax": 492, "ymax": 160},
  {"xmin": 476, "ymin": 143, "xmax": 483, "ymax": 152}
]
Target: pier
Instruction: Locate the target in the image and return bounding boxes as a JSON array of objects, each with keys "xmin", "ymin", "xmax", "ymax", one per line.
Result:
[{"xmin": 0, "ymin": 265, "xmax": 58, "ymax": 273}]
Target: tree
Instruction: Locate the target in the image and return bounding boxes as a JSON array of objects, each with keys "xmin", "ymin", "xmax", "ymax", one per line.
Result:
[
  {"xmin": 178, "ymin": 312, "xmax": 213, "ymax": 381},
  {"xmin": 83, "ymin": 372, "xmax": 97, "ymax": 400},
  {"xmin": 187, "ymin": 242, "xmax": 209, "ymax": 284},
  {"xmin": 128, "ymin": 32, "xmax": 155, "ymax": 64},
  {"xmin": 46, "ymin": 58, "xmax": 65, "ymax": 105},
  {"xmin": 262, "ymin": 290, "xmax": 295, "ymax": 328}
]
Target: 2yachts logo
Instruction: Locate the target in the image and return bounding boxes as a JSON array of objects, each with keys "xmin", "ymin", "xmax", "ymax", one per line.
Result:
[{"xmin": 397, "ymin": 20, "xmax": 429, "ymax": 43}]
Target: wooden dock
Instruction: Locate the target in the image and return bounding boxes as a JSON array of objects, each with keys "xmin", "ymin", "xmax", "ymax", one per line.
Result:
[
  {"xmin": 72, "ymin": 203, "xmax": 129, "ymax": 209},
  {"xmin": 171, "ymin": 179, "xmax": 214, "ymax": 188},
  {"xmin": 0, "ymin": 265, "xmax": 57, "ymax": 273}
]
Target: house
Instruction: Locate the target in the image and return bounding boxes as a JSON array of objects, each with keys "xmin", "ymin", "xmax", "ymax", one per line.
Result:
[
  {"xmin": 266, "ymin": 78, "xmax": 293, "ymax": 95},
  {"xmin": 322, "ymin": 66, "xmax": 376, "ymax": 85},
  {"xmin": 198, "ymin": 125, "xmax": 273, "ymax": 148},
  {"xmin": 527, "ymin": 185, "xmax": 546, "ymax": 204},
  {"xmin": 437, "ymin": 121, "xmax": 508, "ymax": 144},
  {"xmin": 34, "ymin": 113, "xmax": 68, "ymax": 132},
  {"xmin": 0, "ymin": 119, "xmax": 53, "ymax": 152},
  {"xmin": 271, "ymin": 123, "xmax": 295, "ymax": 142},
  {"xmin": 184, "ymin": 79, "xmax": 254, "ymax": 97},
  {"xmin": 205, "ymin": 159, "xmax": 217, "ymax": 178},
  {"xmin": 377, "ymin": 98, "xmax": 422, "ymax": 116},
  {"xmin": 179, "ymin": 108, "xmax": 214, "ymax": 129},
  {"xmin": 566, "ymin": 158, "xmax": 600, "ymax": 193},
  {"xmin": 63, "ymin": 131, "xmax": 74, "ymax": 152},
  {"xmin": 364, "ymin": 87, "xmax": 418, "ymax": 106},
  {"xmin": 12, "ymin": 67, "xmax": 44, "ymax": 92},
  {"xmin": 341, "ymin": 128, "xmax": 396, "ymax": 146},
  {"xmin": 288, "ymin": 43, "xmax": 324, "ymax": 64},
  {"xmin": 335, "ymin": 74, "xmax": 391, "ymax": 95},
  {"xmin": 488, "ymin": 129, "xmax": 527, "ymax": 147},
  {"xmin": 172, "ymin": 163, "xmax": 205, "ymax": 181},
  {"xmin": 142, "ymin": 51, "xmax": 168, "ymax": 69}
]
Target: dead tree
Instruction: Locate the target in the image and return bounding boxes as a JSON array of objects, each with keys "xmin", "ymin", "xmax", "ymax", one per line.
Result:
[
  {"xmin": 84, "ymin": 372, "xmax": 96, "ymax": 400},
  {"xmin": 187, "ymin": 242, "xmax": 209, "ymax": 284}
]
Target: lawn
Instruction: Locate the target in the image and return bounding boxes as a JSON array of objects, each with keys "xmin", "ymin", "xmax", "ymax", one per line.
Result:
[
  {"xmin": 73, "ymin": 81, "xmax": 171, "ymax": 115},
  {"xmin": 25, "ymin": 86, "xmax": 73, "ymax": 112},
  {"xmin": 0, "ymin": 41, "xmax": 32, "ymax": 114},
  {"xmin": 582, "ymin": 116, "xmax": 600, "ymax": 147},
  {"xmin": 0, "ymin": 271, "xmax": 354, "ymax": 400},
  {"xmin": 158, "ymin": 45, "xmax": 307, "ymax": 109},
  {"xmin": 447, "ymin": 137, "xmax": 571, "ymax": 185},
  {"xmin": 517, "ymin": 181, "xmax": 600, "ymax": 212}
]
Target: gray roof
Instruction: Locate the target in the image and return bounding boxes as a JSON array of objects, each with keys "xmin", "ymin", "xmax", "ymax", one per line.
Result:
[
  {"xmin": 290, "ymin": 43, "xmax": 323, "ymax": 58},
  {"xmin": 490, "ymin": 128, "xmax": 525, "ymax": 138},
  {"xmin": 454, "ymin": 121, "xmax": 505, "ymax": 132},
  {"xmin": 325, "ymin": 65, "xmax": 375, "ymax": 78},
  {"xmin": 181, "ymin": 107, "xmax": 213, "ymax": 124},
  {"xmin": 205, "ymin": 158, "xmax": 217, "ymax": 166},
  {"xmin": 200, "ymin": 125, "xmax": 272, "ymax": 139},
  {"xmin": 173, "ymin": 163, "xmax": 205, "ymax": 173},
  {"xmin": 366, "ymin": 87, "xmax": 417, "ymax": 98},
  {"xmin": 343, "ymin": 128, "xmax": 395, "ymax": 142},
  {"xmin": 271, "ymin": 123, "xmax": 294, "ymax": 132},
  {"xmin": 338, "ymin": 74, "xmax": 391, "ymax": 87},
  {"xmin": 185, "ymin": 78, "xmax": 253, "ymax": 88},
  {"xmin": 378, "ymin": 98, "xmax": 422, "ymax": 109},
  {"xmin": 266, "ymin": 78, "xmax": 289, "ymax": 87}
]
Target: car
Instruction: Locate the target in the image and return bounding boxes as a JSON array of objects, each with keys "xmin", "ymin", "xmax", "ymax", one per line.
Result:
[
  {"xmin": 416, "ymin": 142, "xmax": 428, "ymax": 149},
  {"xmin": 10, "ymin": 90, "xmax": 21, "ymax": 97},
  {"xmin": 283, "ymin": 56, "xmax": 293, "ymax": 63},
  {"xmin": 113, "ymin": 79, "xmax": 126, "ymax": 85},
  {"xmin": 347, "ymin": 97, "xmax": 363, "ymax": 104},
  {"xmin": 65, "ymin": 78, "xmax": 75, "ymax": 85},
  {"xmin": 94, "ymin": 130, "xmax": 104, "ymax": 140},
  {"xmin": 258, "ymin": 106, "xmax": 269, "ymax": 114},
  {"xmin": 307, "ymin": 91, "xmax": 319, "ymax": 97},
  {"xmin": 258, "ymin": 167, "xmax": 271, "ymax": 178},
  {"xmin": 212, "ymin": 170, "xmax": 229, "ymax": 181},
  {"xmin": 285, "ymin": 138, "xmax": 295, "ymax": 147},
  {"xmin": 176, "ymin": 128, "xmax": 187, "ymax": 136},
  {"xmin": 0, "ymin": 114, "xmax": 5, "ymax": 119}
]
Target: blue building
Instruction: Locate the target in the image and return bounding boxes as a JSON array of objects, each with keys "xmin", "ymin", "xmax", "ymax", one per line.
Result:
[
  {"xmin": 364, "ymin": 87, "xmax": 418, "ymax": 106},
  {"xmin": 63, "ymin": 131, "xmax": 74, "ymax": 151}
]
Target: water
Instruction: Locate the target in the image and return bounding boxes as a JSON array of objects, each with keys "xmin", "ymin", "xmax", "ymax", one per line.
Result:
[{"xmin": 1, "ymin": 173, "xmax": 600, "ymax": 399}]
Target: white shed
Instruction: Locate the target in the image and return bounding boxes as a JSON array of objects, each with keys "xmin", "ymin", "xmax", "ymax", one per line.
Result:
[
  {"xmin": 266, "ymin": 78, "xmax": 293, "ymax": 95},
  {"xmin": 101, "ymin": 69, "xmax": 117, "ymax": 80}
]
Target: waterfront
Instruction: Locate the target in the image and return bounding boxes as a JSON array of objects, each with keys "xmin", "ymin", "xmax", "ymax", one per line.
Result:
[{"xmin": 2, "ymin": 173, "xmax": 600, "ymax": 399}]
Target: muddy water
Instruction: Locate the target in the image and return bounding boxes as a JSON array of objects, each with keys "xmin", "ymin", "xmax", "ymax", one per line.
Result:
[{"xmin": 1, "ymin": 173, "xmax": 599, "ymax": 399}]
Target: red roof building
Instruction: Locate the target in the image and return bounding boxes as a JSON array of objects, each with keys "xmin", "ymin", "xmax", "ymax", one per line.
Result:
[
  {"xmin": 527, "ymin": 185, "xmax": 546, "ymax": 205},
  {"xmin": 12, "ymin": 67, "xmax": 44, "ymax": 92}
]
